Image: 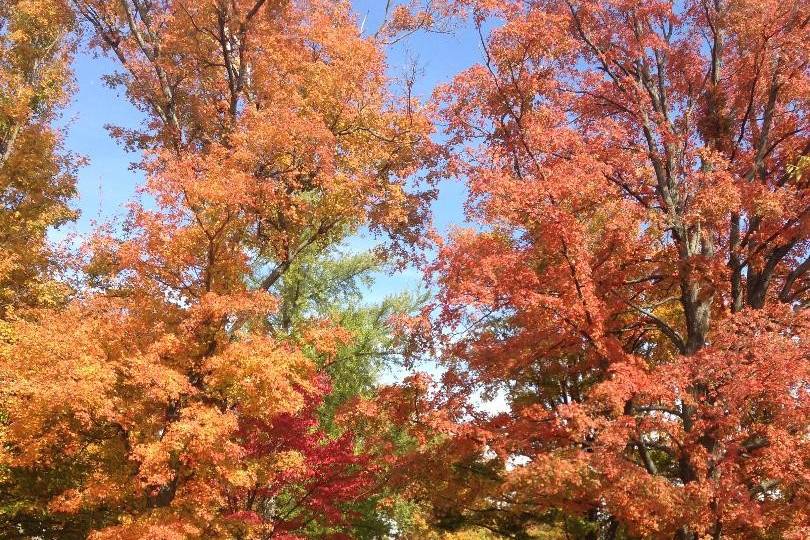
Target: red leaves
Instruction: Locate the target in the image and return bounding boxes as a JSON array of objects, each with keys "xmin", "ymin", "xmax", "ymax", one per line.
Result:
[
  {"xmin": 1, "ymin": 0, "xmax": 808, "ymax": 538},
  {"xmin": 1, "ymin": 1, "xmax": 440, "ymax": 536},
  {"xmin": 232, "ymin": 383, "xmax": 375, "ymax": 534},
  {"xmin": 400, "ymin": 0, "xmax": 810, "ymax": 537}
]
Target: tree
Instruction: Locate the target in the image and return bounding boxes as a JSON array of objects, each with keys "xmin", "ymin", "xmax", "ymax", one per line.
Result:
[
  {"xmin": 0, "ymin": 1, "xmax": 80, "ymax": 533},
  {"xmin": 403, "ymin": 0, "xmax": 810, "ymax": 538},
  {"xmin": 265, "ymin": 245, "xmax": 431, "ymax": 538},
  {"xmin": 268, "ymin": 247, "xmax": 425, "ymax": 431},
  {"xmin": 0, "ymin": 0, "xmax": 78, "ymax": 316},
  {"xmin": 1, "ymin": 0, "xmax": 435, "ymax": 537}
]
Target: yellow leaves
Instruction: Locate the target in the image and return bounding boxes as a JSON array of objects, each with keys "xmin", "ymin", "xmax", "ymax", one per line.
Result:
[
  {"xmin": 0, "ymin": 306, "xmax": 118, "ymax": 466},
  {"xmin": 124, "ymin": 353, "xmax": 193, "ymax": 406},
  {"xmin": 786, "ymin": 155, "xmax": 810, "ymax": 183},
  {"xmin": 0, "ymin": 6, "xmax": 78, "ymax": 312},
  {"xmin": 0, "ymin": 248, "xmax": 19, "ymax": 277},
  {"xmin": 0, "ymin": 0, "xmax": 75, "ymax": 122},
  {"xmin": 205, "ymin": 338, "xmax": 314, "ymax": 420},
  {"xmin": 0, "ymin": 317, "xmax": 14, "ymax": 342},
  {"xmin": 132, "ymin": 404, "xmax": 241, "ymax": 492},
  {"xmin": 221, "ymin": 448, "xmax": 306, "ymax": 493},
  {"xmin": 164, "ymin": 404, "xmax": 241, "ymax": 466},
  {"xmin": 49, "ymin": 473, "xmax": 124, "ymax": 514},
  {"xmin": 222, "ymin": 466, "xmax": 256, "ymax": 490},
  {"xmin": 405, "ymin": 508, "xmax": 501, "ymax": 539},
  {"xmin": 271, "ymin": 449, "xmax": 307, "ymax": 476}
]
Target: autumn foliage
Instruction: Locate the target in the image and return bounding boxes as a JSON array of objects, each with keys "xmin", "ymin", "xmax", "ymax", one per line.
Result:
[
  {"xmin": 2, "ymin": 0, "xmax": 433, "ymax": 537},
  {"xmin": 0, "ymin": 0, "xmax": 78, "ymax": 315},
  {"xmin": 385, "ymin": 0, "xmax": 809, "ymax": 538},
  {"xmin": 0, "ymin": 0, "xmax": 808, "ymax": 539}
]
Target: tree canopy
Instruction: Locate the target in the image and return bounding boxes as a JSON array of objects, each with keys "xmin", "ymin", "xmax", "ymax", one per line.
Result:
[{"xmin": 0, "ymin": 1, "xmax": 807, "ymax": 539}]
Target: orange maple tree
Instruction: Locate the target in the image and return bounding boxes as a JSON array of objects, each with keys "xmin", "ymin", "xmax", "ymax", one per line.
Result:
[
  {"xmin": 0, "ymin": 0, "xmax": 78, "ymax": 316},
  {"xmin": 382, "ymin": 0, "xmax": 810, "ymax": 539},
  {"xmin": 1, "ymin": 0, "xmax": 808, "ymax": 538},
  {"xmin": 1, "ymin": 0, "xmax": 435, "ymax": 538}
]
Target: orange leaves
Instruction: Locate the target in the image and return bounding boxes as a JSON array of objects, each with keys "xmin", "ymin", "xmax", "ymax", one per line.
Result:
[
  {"xmin": 48, "ymin": 473, "xmax": 125, "ymax": 515},
  {"xmin": 0, "ymin": 306, "xmax": 118, "ymax": 467},
  {"xmin": 0, "ymin": 0, "xmax": 439, "ymax": 535},
  {"xmin": 0, "ymin": 0, "xmax": 78, "ymax": 317},
  {"xmin": 89, "ymin": 517, "xmax": 204, "ymax": 540},
  {"xmin": 504, "ymin": 452, "xmax": 599, "ymax": 511},
  {"xmin": 146, "ymin": 404, "xmax": 241, "ymax": 475},
  {"xmin": 377, "ymin": 0, "xmax": 459, "ymax": 42},
  {"xmin": 204, "ymin": 338, "xmax": 314, "ymax": 420},
  {"xmin": 433, "ymin": 229, "xmax": 530, "ymax": 311},
  {"xmin": 299, "ymin": 319, "xmax": 354, "ymax": 363},
  {"xmin": 186, "ymin": 291, "xmax": 278, "ymax": 330},
  {"xmin": 685, "ymin": 151, "xmax": 742, "ymax": 227},
  {"xmin": 75, "ymin": 0, "xmax": 436, "ymax": 262},
  {"xmin": 2, "ymin": 0, "xmax": 807, "ymax": 536},
  {"xmin": 602, "ymin": 464, "xmax": 695, "ymax": 537},
  {"xmin": 399, "ymin": 0, "xmax": 810, "ymax": 537}
]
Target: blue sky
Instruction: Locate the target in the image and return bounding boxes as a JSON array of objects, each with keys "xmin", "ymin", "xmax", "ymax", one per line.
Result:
[
  {"xmin": 60, "ymin": 1, "xmax": 483, "ymax": 301},
  {"xmin": 60, "ymin": 2, "xmax": 507, "ymax": 409}
]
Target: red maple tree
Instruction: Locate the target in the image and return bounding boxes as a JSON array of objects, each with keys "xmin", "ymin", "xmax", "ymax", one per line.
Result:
[{"xmin": 389, "ymin": 0, "xmax": 810, "ymax": 538}]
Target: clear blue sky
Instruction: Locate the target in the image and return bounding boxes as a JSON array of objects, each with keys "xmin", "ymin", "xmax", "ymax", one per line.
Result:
[
  {"xmin": 60, "ymin": 2, "xmax": 504, "ymax": 407},
  {"xmin": 60, "ymin": 1, "xmax": 483, "ymax": 299}
]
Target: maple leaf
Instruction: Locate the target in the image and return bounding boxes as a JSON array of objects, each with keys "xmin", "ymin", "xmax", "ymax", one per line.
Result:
[{"xmin": 395, "ymin": 0, "xmax": 810, "ymax": 538}]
